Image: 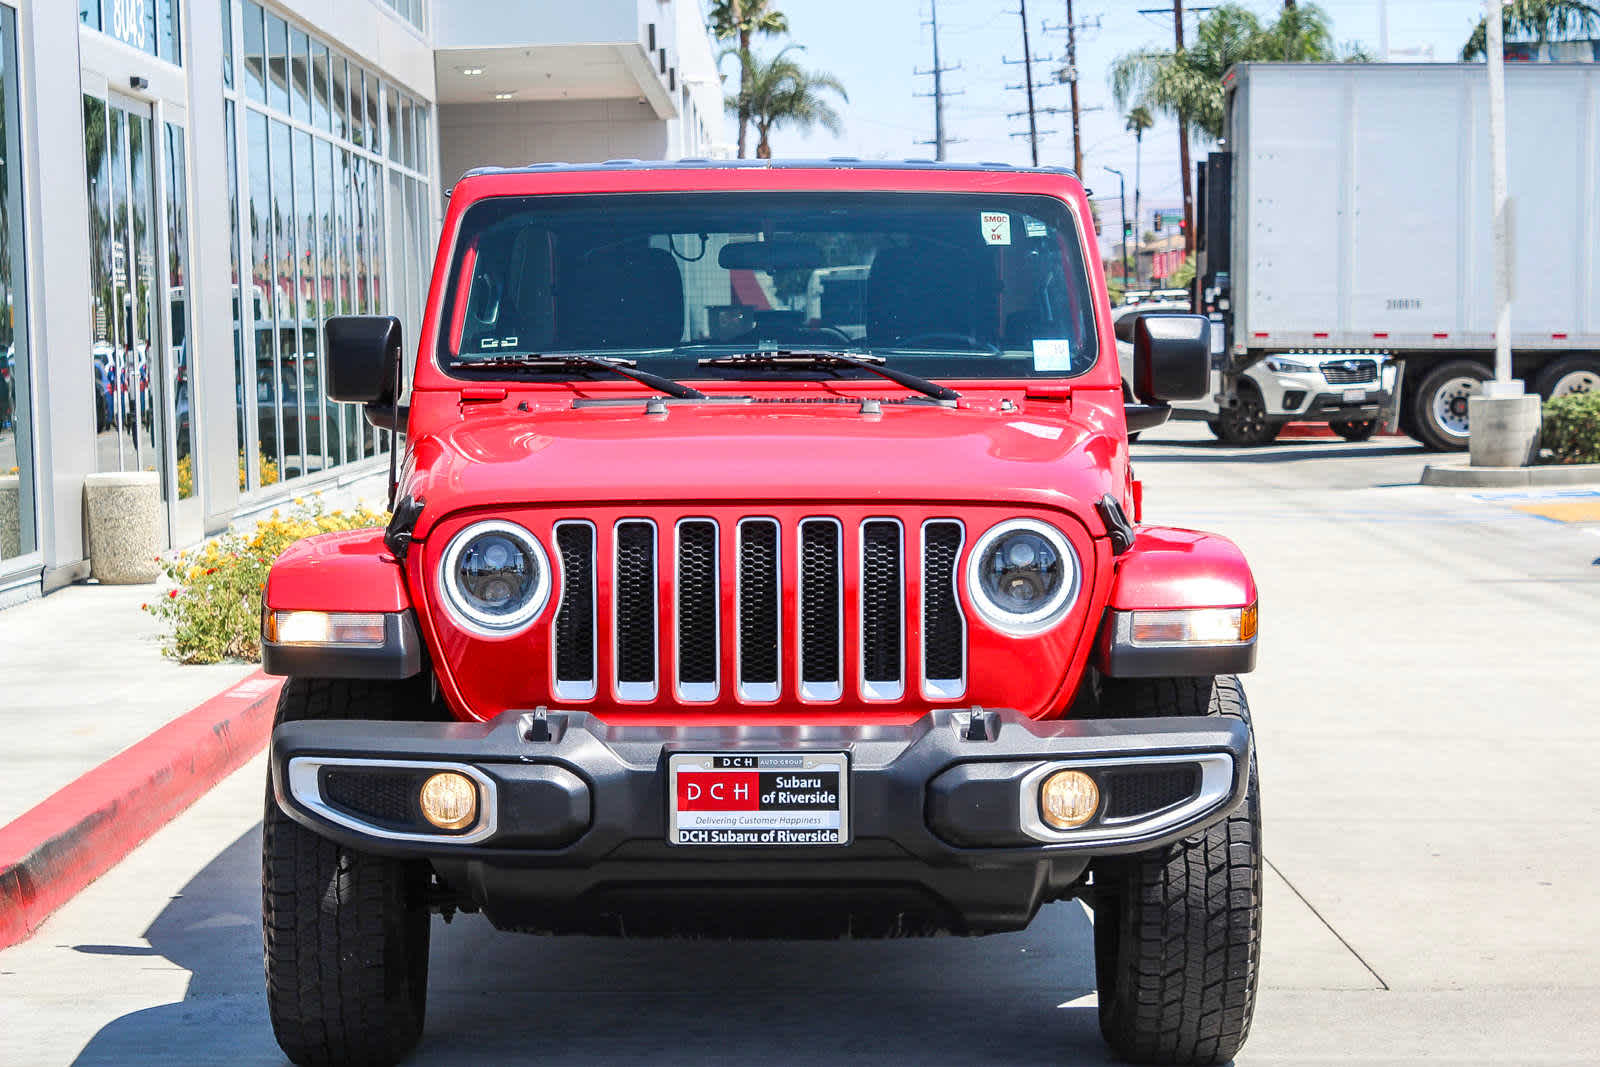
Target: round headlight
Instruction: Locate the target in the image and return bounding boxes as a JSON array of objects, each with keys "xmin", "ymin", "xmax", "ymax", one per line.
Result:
[
  {"xmin": 440, "ymin": 520, "xmax": 550, "ymax": 634},
  {"xmin": 966, "ymin": 519, "xmax": 1080, "ymax": 634}
]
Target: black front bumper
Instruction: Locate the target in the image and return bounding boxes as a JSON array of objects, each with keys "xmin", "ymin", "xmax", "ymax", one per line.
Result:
[{"xmin": 270, "ymin": 708, "xmax": 1249, "ymax": 936}]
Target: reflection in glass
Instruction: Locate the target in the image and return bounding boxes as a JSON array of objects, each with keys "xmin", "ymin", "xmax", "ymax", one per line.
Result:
[
  {"xmin": 289, "ymin": 29, "xmax": 309, "ymax": 125},
  {"xmin": 293, "ymin": 126, "xmax": 322, "ymax": 473},
  {"xmin": 129, "ymin": 114, "xmax": 163, "ymax": 479},
  {"xmin": 247, "ymin": 110, "xmax": 279, "ymax": 479},
  {"xmin": 241, "ymin": 1, "xmax": 264, "ymax": 105},
  {"xmin": 164, "ymin": 123, "xmax": 195, "ymax": 497},
  {"xmin": 265, "ymin": 12, "xmax": 288, "ymax": 115},
  {"xmin": 330, "ymin": 55, "xmax": 347, "ymax": 141},
  {"xmin": 0, "ymin": 7, "xmax": 35, "ymax": 562},
  {"xmin": 311, "ymin": 42, "xmax": 330, "ymax": 133},
  {"xmin": 221, "ymin": 0, "xmax": 234, "ymax": 89},
  {"xmin": 269, "ymin": 118, "xmax": 297, "ymax": 476},
  {"xmin": 225, "ymin": 100, "xmax": 250, "ymax": 491}
]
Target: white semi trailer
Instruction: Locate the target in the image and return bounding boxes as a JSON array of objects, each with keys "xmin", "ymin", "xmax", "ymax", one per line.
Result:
[{"xmin": 1195, "ymin": 62, "xmax": 1600, "ymax": 449}]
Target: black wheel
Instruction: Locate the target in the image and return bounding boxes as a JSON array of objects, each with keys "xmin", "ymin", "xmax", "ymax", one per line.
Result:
[
  {"xmin": 1331, "ymin": 419, "xmax": 1377, "ymax": 442},
  {"xmin": 1090, "ymin": 676, "xmax": 1262, "ymax": 1065},
  {"xmin": 1214, "ymin": 386, "xmax": 1280, "ymax": 446},
  {"xmin": 1532, "ymin": 354, "xmax": 1600, "ymax": 401},
  {"xmin": 1409, "ymin": 359, "xmax": 1490, "ymax": 451},
  {"xmin": 1205, "ymin": 419, "xmax": 1226, "ymax": 441},
  {"xmin": 264, "ymin": 677, "xmax": 436, "ymax": 1067}
]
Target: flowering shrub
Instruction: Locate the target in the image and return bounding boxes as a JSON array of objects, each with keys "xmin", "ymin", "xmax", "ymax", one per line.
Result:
[
  {"xmin": 1542, "ymin": 391, "xmax": 1600, "ymax": 465},
  {"xmin": 143, "ymin": 501, "xmax": 390, "ymax": 664}
]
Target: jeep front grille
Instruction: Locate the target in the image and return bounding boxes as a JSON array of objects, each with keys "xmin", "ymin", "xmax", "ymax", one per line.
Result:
[{"xmin": 549, "ymin": 515, "xmax": 967, "ymax": 704}]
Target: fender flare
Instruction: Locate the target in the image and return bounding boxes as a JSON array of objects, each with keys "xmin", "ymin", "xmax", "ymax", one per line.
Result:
[
  {"xmin": 1095, "ymin": 526, "xmax": 1258, "ymax": 678},
  {"xmin": 262, "ymin": 529, "xmax": 423, "ymax": 678}
]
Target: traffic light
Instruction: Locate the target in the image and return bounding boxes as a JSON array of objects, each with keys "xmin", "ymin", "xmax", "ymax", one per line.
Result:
[
  {"xmin": 1153, "ymin": 213, "xmax": 1163, "ymax": 232},
  {"xmin": 1123, "ymin": 222, "xmax": 1133, "ymax": 239}
]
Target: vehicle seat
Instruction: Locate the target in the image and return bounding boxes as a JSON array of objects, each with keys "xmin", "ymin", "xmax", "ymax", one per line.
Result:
[
  {"xmin": 562, "ymin": 245, "xmax": 685, "ymax": 349},
  {"xmin": 866, "ymin": 242, "xmax": 991, "ymax": 347}
]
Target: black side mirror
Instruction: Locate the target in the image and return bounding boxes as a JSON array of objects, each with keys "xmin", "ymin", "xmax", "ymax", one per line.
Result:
[
  {"xmin": 325, "ymin": 316, "xmax": 402, "ymax": 404},
  {"xmin": 1133, "ymin": 314, "xmax": 1210, "ymax": 403}
]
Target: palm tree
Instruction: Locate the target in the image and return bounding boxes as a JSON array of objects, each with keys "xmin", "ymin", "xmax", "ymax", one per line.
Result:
[
  {"xmin": 709, "ymin": 1, "xmax": 789, "ymax": 159},
  {"xmin": 727, "ymin": 47, "xmax": 846, "ymax": 159},
  {"xmin": 1461, "ymin": 0, "xmax": 1600, "ymax": 60},
  {"xmin": 1125, "ymin": 106, "xmax": 1154, "ymax": 285},
  {"xmin": 1111, "ymin": 3, "xmax": 1353, "ymax": 246}
]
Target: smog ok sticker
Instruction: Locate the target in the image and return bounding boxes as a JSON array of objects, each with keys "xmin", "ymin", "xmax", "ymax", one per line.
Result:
[
  {"xmin": 1032, "ymin": 338, "xmax": 1073, "ymax": 371},
  {"xmin": 981, "ymin": 211, "xmax": 1012, "ymax": 245}
]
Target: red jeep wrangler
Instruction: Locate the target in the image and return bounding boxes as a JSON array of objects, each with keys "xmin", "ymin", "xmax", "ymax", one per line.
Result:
[{"xmin": 261, "ymin": 161, "xmax": 1262, "ymax": 1066}]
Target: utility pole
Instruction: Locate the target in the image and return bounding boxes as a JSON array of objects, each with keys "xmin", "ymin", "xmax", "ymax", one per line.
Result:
[
  {"xmin": 1065, "ymin": 0, "xmax": 1083, "ymax": 176},
  {"xmin": 1105, "ymin": 166, "xmax": 1129, "ymax": 289},
  {"xmin": 915, "ymin": 0, "xmax": 964, "ymax": 160},
  {"xmin": 1377, "ymin": 0, "xmax": 1390, "ymax": 60},
  {"xmin": 1020, "ymin": 0, "xmax": 1040, "ymax": 166},
  {"xmin": 1469, "ymin": 0, "xmax": 1539, "ymax": 469},
  {"xmin": 1174, "ymin": 0, "xmax": 1194, "ymax": 257}
]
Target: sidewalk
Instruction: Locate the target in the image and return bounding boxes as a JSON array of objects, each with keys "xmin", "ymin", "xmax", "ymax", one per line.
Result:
[{"xmin": 0, "ymin": 471, "xmax": 387, "ymax": 948}]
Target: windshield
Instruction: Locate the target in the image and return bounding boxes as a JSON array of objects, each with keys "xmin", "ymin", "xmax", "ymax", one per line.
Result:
[{"xmin": 437, "ymin": 192, "xmax": 1099, "ymax": 381}]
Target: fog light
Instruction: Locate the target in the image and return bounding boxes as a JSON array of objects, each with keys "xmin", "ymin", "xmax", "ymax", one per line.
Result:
[
  {"xmin": 1039, "ymin": 769, "xmax": 1100, "ymax": 830},
  {"xmin": 419, "ymin": 772, "xmax": 478, "ymax": 830}
]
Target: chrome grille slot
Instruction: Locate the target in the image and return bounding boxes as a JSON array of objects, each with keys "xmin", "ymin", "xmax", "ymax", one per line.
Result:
[
  {"xmin": 859, "ymin": 520, "xmax": 904, "ymax": 700},
  {"xmin": 675, "ymin": 519, "xmax": 719, "ymax": 701},
  {"xmin": 551, "ymin": 521, "xmax": 597, "ymax": 700},
  {"xmin": 613, "ymin": 520, "xmax": 658, "ymax": 699},
  {"xmin": 921, "ymin": 520, "xmax": 966, "ymax": 699},
  {"xmin": 736, "ymin": 518, "xmax": 781, "ymax": 701},
  {"xmin": 798, "ymin": 518, "xmax": 843, "ymax": 700},
  {"xmin": 1320, "ymin": 359, "xmax": 1378, "ymax": 384}
]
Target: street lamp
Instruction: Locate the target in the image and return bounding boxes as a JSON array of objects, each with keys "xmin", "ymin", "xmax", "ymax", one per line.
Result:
[{"xmin": 1104, "ymin": 166, "xmax": 1129, "ymax": 297}]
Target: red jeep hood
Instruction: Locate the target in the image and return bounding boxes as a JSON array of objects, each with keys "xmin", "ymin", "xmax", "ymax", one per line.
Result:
[{"xmin": 403, "ymin": 400, "xmax": 1124, "ymax": 541}]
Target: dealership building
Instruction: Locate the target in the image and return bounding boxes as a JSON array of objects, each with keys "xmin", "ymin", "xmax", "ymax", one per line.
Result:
[{"xmin": 0, "ymin": 0, "xmax": 723, "ymax": 605}]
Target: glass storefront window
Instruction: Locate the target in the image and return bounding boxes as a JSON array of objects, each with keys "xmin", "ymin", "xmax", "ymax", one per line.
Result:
[
  {"xmin": 80, "ymin": 1, "xmax": 183, "ymax": 67},
  {"xmin": 221, "ymin": 1, "xmax": 433, "ymax": 490},
  {"xmin": 220, "ymin": 0, "xmax": 233, "ymax": 89},
  {"xmin": 164, "ymin": 124, "xmax": 195, "ymax": 498},
  {"xmin": 0, "ymin": 6, "xmax": 36, "ymax": 565}
]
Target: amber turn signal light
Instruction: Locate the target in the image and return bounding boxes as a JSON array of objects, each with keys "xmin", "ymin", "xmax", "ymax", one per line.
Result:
[
  {"xmin": 1039, "ymin": 769, "xmax": 1100, "ymax": 830},
  {"xmin": 419, "ymin": 772, "xmax": 479, "ymax": 831}
]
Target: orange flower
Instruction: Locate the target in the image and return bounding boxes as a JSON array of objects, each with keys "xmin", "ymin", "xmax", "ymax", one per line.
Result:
[{"xmin": 168, "ymin": 589, "xmax": 178, "ymax": 598}]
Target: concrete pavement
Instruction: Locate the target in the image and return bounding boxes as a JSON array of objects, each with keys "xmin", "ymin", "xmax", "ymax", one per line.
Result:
[{"xmin": 3, "ymin": 426, "xmax": 1599, "ymax": 1064}]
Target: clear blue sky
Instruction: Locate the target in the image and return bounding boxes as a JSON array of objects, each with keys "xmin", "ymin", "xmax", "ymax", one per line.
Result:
[{"xmin": 736, "ymin": 1, "xmax": 1493, "ymax": 229}]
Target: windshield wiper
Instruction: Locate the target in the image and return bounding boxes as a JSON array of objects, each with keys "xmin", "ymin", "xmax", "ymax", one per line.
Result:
[
  {"xmin": 458, "ymin": 353, "xmax": 706, "ymax": 400},
  {"xmin": 697, "ymin": 350, "xmax": 960, "ymax": 402}
]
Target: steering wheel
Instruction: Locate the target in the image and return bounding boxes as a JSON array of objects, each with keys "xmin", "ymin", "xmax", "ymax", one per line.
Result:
[{"xmin": 894, "ymin": 331, "xmax": 1000, "ymax": 354}]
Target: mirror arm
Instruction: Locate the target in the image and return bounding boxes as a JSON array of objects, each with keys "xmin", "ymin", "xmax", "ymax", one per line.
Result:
[{"xmin": 1124, "ymin": 403, "xmax": 1172, "ymax": 434}]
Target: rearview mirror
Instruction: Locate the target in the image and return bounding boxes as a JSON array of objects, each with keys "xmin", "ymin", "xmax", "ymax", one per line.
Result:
[
  {"xmin": 325, "ymin": 316, "xmax": 402, "ymax": 404},
  {"xmin": 1133, "ymin": 314, "xmax": 1210, "ymax": 403},
  {"xmin": 717, "ymin": 240, "xmax": 823, "ymax": 272}
]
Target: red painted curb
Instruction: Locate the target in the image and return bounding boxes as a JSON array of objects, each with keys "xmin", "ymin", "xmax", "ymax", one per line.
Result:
[
  {"xmin": 1279, "ymin": 423, "xmax": 1405, "ymax": 439},
  {"xmin": 0, "ymin": 672, "xmax": 284, "ymax": 951}
]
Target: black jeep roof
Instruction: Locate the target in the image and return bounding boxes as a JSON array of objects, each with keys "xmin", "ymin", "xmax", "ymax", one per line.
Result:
[{"xmin": 457, "ymin": 157, "xmax": 1079, "ymax": 182}]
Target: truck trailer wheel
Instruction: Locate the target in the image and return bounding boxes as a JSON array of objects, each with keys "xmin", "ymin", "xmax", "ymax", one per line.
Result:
[
  {"xmin": 1533, "ymin": 355, "xmax": 1600, "ymax": 400},
  {"xmin": 264, "ymin": 677, "xmax": 436, "ymax": 1067},
  {"xmin": 1089, "ymin": 676, "xmax": 1261, "ymax": 1065},
  {"xmin": 1410, "ymin": 360, "xmax": 1490, "ymax": 451}
]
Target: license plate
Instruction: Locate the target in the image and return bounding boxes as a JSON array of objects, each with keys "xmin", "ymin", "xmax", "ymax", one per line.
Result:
[
  {"xmin": 1343, "ymin": 389, "xmax": 1368, "ymax": 402},
  {"xmin": 667, "ymin": 752, "xmax": 849, "ymax": 846}
]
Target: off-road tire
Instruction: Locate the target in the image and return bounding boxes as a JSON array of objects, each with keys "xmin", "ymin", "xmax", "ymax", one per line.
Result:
[
  {"xmin": 1331, "ymin": 419, "xmax": 1377, "ymax": 442},
  {"xmin": 1214, "ymin": 387, "xmax": 1279, "ymax": 446},
  {"xmin": 1090, "ymin": 676, "xmax": 1262, "ymax": 1065},
  {"xmin": 263, "ymin": 677, "xmax": 435, "ymax": 1067}
]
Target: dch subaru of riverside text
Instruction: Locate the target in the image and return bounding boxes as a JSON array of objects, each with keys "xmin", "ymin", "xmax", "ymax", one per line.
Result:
[{"xmin": 259, "ymin": 160, "xmax": 1264, "ymax": 1066}]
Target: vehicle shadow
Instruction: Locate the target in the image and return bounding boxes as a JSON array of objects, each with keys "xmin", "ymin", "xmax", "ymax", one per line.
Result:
[
  {"xmin": 1133, "ymin": 442, "xmax": 1427, "ymax": 464},
  {"xmin": 70, "ymin": 824, "xmax": 1144, "ymax": 1067}
]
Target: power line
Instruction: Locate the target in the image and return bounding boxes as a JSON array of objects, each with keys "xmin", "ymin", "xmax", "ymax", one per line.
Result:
[{"xmin": 1002, "ymin": 0, "xmax": 1053, "ymax": 166}]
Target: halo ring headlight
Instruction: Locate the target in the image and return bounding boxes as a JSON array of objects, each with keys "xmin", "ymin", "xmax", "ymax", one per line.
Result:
[
  {"xmin": 965, "ymin": 518, "xmax": 1081, "ymax": 635},
  {"xmin": 439, "ymin": 519, "xmax": 551, "ymax": 635}
]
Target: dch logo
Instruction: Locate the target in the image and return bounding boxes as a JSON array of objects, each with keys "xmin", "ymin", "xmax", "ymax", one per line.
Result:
[{"xmin": 684, "ymin": 780, "xmax": 749, "ymax": 802}]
